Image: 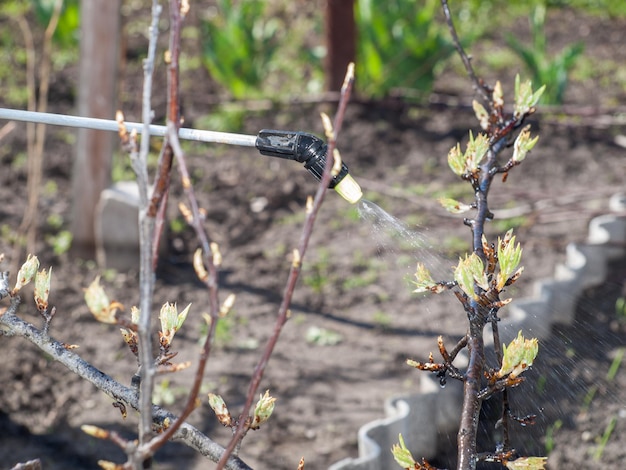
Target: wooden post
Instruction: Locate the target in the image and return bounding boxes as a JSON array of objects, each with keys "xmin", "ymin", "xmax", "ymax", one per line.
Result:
[
  {"xmin": 325, "ymin": 0, "xmax": 356, "ymax": 92},
  {"xmin": 71, "ymin": 0, "xmax": 121, "ymax": 256}
]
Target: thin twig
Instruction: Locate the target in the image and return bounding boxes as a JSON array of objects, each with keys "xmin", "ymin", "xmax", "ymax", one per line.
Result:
[
  {"xmin": 137, "ymin": 121, "xmax": 222, "ymax": 458},
  {"xmin": 135, "ymin": 0, "xmax": 162, "ymax": 455},
  {"xmin": 440, "ymin": 0, "xmax": 491, "ymax": 107},
  {"xmin": 216, "ymin": 65, "xmax": 355, "ymax": 470},
  {"xmin": 11, "ymin": 2, "xmax": 61, "ymax": 269},
  {"xmin": 132, "ymin": 0, "xmax": 222, "ymax": 461}
]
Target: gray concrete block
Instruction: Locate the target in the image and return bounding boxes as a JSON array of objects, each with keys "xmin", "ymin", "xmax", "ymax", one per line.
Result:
[{"xmin": 95, "ymin": 181, "xmax": 141, "ymax": 270}]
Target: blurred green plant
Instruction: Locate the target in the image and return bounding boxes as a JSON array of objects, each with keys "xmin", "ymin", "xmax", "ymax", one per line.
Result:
[
  {"xmin": 200, "ymin": 0, "xmax": 280, "ymax": 99},
  {"xmin": 615, "ymin": 296, "xmax": 626, "ymax": 321},
  {"xmin": 46, "ymin": 230, "xmax": 72, "ymax": 255},
  {"xmin": 305, "ymin": 325, "xmax": 343, "ymax": 346},
  {"xmin": 372, "ymin": 311, "xmax": 392, "ymax": 330},
  {"xmin": 32, "ymin": 0, "xmax": 80, "ymax": 46},
  {"xmin": 544, "ymin": 419, "xmax": 562, "ymax": 454},
  {"xmin": 546, "ymin": 0, "xmax": 626, "ymax": 17},
  {"xmin": 506, "ymin": 3, "xmax": 584, "ymax": 104},
  {"xmin": 152, "ymin": 379, "xmax": 187, "ymax": 406},
  {"xmin": 303, "ymin": 248, "xmax": 332, "ymax": 294},
  {"xmin": 355, "ymin": 0, "xmax": 455, "ymax": 99},
  {"xmin": 593, "ymin": 415, "xmax": 618, "ymax": 461}
]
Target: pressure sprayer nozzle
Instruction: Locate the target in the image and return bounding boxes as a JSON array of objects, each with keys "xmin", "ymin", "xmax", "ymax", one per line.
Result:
[
  {"xmin": 333, "ymin": 173, "xmax": 363, "ymax": 204},
  {"xmin": 255, "ymin": 129, "xmax": 363, "ymax": 204}
]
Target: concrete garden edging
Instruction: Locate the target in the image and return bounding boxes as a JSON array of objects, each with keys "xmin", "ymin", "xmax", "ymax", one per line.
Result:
[{"xmin": 330, "ymin": 194, "xmax": 626, "ymax": 470}]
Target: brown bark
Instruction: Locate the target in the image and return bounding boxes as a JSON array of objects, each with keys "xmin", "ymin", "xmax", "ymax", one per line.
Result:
[
  {"xmin": 71, "ymin": 0, "xmax": 121, "ymax": 256},
  {"xmin": 325, "ymin": 0, "xmax": 356, "ymax": 91}
]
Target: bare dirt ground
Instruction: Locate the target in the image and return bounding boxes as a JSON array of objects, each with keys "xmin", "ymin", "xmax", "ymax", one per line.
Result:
[{"xmin": 1, "ymin": 4, "xmax": 626, "ymax": 470}]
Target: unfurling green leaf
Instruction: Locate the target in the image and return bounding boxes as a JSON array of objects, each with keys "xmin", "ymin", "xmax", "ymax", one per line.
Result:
[
  {"xmin": 391, "ymin": 433, "xmax": 418, "ymax": 469},
  {"xmin": 455, "ymin": 256, "xmax": 476, "ymax": 300},
  {"xmin": 412, "ymin": 263, "xmax": 437, "ymax": 293},
  {"xmin": 497, "ymin": 230, "xmax": 523, "ymax": 290},
  {"xmin": 447, "ymin": 142, "xmax": 465, "ymax": 176},
  {"xmin": 498, "ymin": 330, "xmax": 539, "ymax": 379},
  {"xmin": 454, "ymin": 253, "xmax": 488, "ymax": 299},
  {"xmin": 493, "ymin": 80, "xmax": 504, "ymax": 108},
  {"xmin": 512, "ymin": 125, "xmax": 539, "ymax": 163},
  {"xmin": 159, "ymin": 302, "xmax": 192, "ymax": 346},
  {"xmin": 84, "ymin": 277, "xmax": 122, "ymax": 324},
  {"xmin": 252, "ymin": 390, "xmax": 276, "ymax": 428},
  {"xmin": 34, "ymin": 267, "xmax": 52, "ymax": 311},
  {"xmin": 438, "ymin": 197, "xmax": 472, "ymax": 214},
  {"xmin": 505, "ymin": 456, "xmax": 548, "ymax": 469},
  {"xmin": 514, "ymin": 74, "xmax": 546, "ymax": 117},
  {"xmin": 465, "ymin": 131, "xmax": 489, "ymax": 173},
  {"xmin": 472, "ymin": 99, "xmax": 490, "ymax": 130},
  {"xmin": 119, "ymin": 306, "xmax": 139, "ymax": 355},
  {"xmin": 447, "ymin": 131, "xmax": 490, "ymax": 177},
  {"xmin": 14, "ymin": 254, "xmax": 39, "ymax": 293},
  {"xmin": 130, "ymin": 306, "xmax": 140, "ymax": 324}
]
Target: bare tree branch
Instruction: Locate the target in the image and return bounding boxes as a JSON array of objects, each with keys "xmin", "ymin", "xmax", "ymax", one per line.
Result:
[
  {"xmin": 133, "ymin": 0, "xmax": 163, "ymax": 454},
  {"xmin": 0, "ymin": 300, "xmax": 252, "ymax": 470},
  {"xmin": 440, "ymin": 0, "xmax": 491, "ymax": 107}
]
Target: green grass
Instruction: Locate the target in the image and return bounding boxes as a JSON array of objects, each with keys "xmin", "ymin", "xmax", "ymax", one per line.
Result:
[
  {"xmin": 544, "ymin": 419, "xmax": 562, "ymax": 454},
  {"xmin": 303, "ymin": 248, "xmax": 332, "ymax": 294},
  {"xmin": 372, "ymin": 311, "xmax": 393, "ymax": 330},
  {"xmin": 593, "ymin": 415, "xmax": 618, "ymax": 461},
  {"xmin": 492, "ymin": 215, "xmax": 530, "ymax": 232},
  {"xmin": 342, "ymin": 269, "xmax": 378, "ymax": 290},
  {"xmin": 46, "ymin": 230, "xmax": 72, "ymax": 256},
  {"xmin": 606, "ymin": 347, "xmax": 624, "ymax": 381}
]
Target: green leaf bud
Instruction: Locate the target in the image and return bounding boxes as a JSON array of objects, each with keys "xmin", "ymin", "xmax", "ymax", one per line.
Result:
[
  {"xmin": 465, "ymin": 131, "xmax": 489, "ymax": 172},
  {"xmin": 14, "ymin": 254, "xmax": 40, "ymax": 293},
  {"xmin": 34, "ymin": 267, "xmax": 52, "ymax": 311},
  {"xmin": 159, "ymin": 302, "xmax": 192, "ymax": 345},
  {"xmin": 455, "ymin": 254, "xmax": 488, "ymax": 299},
  {"xmin": 514, "ymin": 74, "xmax": 546, "ymax": 117},
  {"xmin": 130, "ymin": 306, "xmax": 140, "ymax": 324},
  {"xmin": 84, "ymin": 277, "xmax": 120, "ymax": 324},
  {"xmin": 412, "ymin": 263, "xmax": 437, "ymax": 293},
  {"xmin": 391, "ymin": 434, "xmax": 418, "ymax": 468},
  {"xmin": 472, "ymin": 99, "xmax": 490, "ymax": 130},
  {"xmin": 252, "ymin": 390, "xmax": 276, "ymax": 428},
  {"xmin": 505, "ymin": 456, "xmax": 548, "ymax": 469},
  {"xmin": 493, "ymin": 80, "xmax": 504, "ymax": 108},
  {"xmin": 208, "ymin": 393, "xmax": 232, "ymax": 427},
  {"xmin": 438, "ymin": 197, "xmax": 472, "ymax": 214},
  {"xmin": 497, "ymin": 230, "xmax": 523, "ymax": 290},
  {"xmin": 512, "ymin": 125, "xmax": 539, "ymax": 163},
  {"xmin": 498, "ymin": 330, "xmax": 539, "ymax": 379},
  {"xmin": 447, "ymin": 142, "xmax": 465, "ymax": 176}
]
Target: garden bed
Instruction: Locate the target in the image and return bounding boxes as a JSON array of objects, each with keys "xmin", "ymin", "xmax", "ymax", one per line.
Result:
[{"xmin": 1, "ymin": 3, "xmax": 626, "ymax": 469}]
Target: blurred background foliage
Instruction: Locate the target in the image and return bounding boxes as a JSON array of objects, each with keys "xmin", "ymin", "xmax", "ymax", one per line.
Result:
[
  {"xmin": 0, "ymin": 0, "xmax": 625, "ymax": 108},
  {"xmin": 32, "ymin": 0, "xmax": 80, "ymax": 46}
]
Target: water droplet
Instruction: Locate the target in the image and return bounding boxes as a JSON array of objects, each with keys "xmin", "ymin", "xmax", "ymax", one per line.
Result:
[{"xmin": 357, "ymin": 199, "xmax": 450, "ymax": 280}]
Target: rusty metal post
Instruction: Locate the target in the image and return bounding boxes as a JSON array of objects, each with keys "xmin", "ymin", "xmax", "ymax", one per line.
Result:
[
  {"xmin": 325, "ymin": 0, "xmax": 356, "ymax": 92},
  {"xmin": 71, "ymin": 0, "xmax": 121, "ymax": 256}
]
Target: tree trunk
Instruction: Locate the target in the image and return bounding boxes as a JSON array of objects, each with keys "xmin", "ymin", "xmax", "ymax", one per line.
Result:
[
  {"xmin": 325, "ymin": 0, "xmax": 356, "ymax": 91},
  {"xmin": 71, "ymin": 0, "xmax": 121, "ymax": 256}
]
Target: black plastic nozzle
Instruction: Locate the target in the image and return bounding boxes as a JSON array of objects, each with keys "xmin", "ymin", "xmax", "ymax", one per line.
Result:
[{"xmin": 255, "ymin": 129, "xmax": 349, "ymax": 189}]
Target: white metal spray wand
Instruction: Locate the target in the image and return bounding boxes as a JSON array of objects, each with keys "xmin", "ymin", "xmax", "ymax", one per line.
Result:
[{"xmin": 0, "ymin": 107, "xmax": 362, "ymax": 204}]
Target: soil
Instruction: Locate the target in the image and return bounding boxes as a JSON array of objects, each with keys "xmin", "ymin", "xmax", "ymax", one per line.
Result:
[{"xmin": 1, "ymin": 4, "xmax": 626, "ymax": 470}]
